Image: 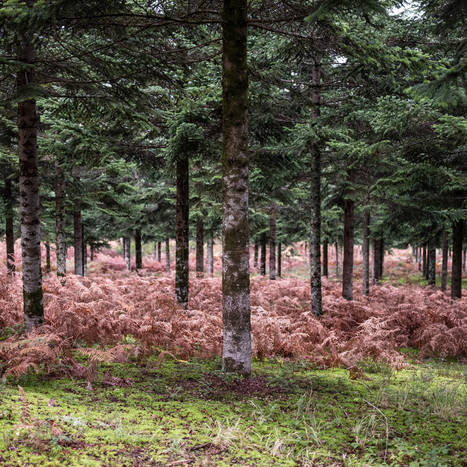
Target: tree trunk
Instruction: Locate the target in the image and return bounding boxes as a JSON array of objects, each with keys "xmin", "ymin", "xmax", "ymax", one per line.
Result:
[
  {"xmin": 157, "ymin": 241, "xmax": 162, "ymax": 262},
  {"xmin": 463, "ymin": 248, "xmax": 466, "ymax": 273},
  {"xmin": 441, "ymin": 232, "xmax": 448, "ymax": 292},
  {"xmin": 379, "ymin": 238, "xmax": 384, "ymax": 279},
  {"xmin": 17, "ymin": 33, "xmax": 43, "ymax": 329},
  {"xmin": 4, "ymin": 176, "xmax": 15, "ymax": 274},
  {"xmin": 221, "ymin": 0, "xmax": 251, "ymax": 374},
  {"xmin": 124, "ymin": 236, "xmax": 131, "ymax": 271},
  {"xmin": 322, "ymin": 240, "xmax": 328, "ymax": 277},
  {"xmin": 427, "ymin": 243, "xmax": 436, "ymax": 287},
  {"xmin": 90, "ymin": 244, "xmax": 95, "ymax": 262},
  {"xmin": 422, "ymin": 245, "xmax": 428, "ymax": 279},
  {"xmin": 342, "ymin": 199, "xmax": 354, "ymax": 300},
  {"xmin": 418, "ymin": 246, "xmax": 422, "ymax": 271},
  {"xmin": 451, "ymin": 221, "xmax": 463, "ymax": 299},
  {"xmin": 196, "ymin": 219, "xmax": 204, "ymax": 277},
  {"xmin": 207, "ymin": 233, "xmax": 214, "ymax": 276},
  {"xmin": 335, "ymin": 243, "xmax": 339, "ymax": 277},
  {"xmin": 55, "ymin": 160, "xmax": 66, "ymax": 278},
  {"xmin": 135, "ymin": 229, "xmax": 142, "ymax": 270},
  {"xmin": 269, "ymin": 204, "xmax": 276, "ymax": 280},
  {"xmin": 45, "ymin": 241, "xmax": 51, "ymax": 273},
  {"xmin": 373, "ymin": 238, "xmax": 381, "ymax": 284},
  {"xmin": 310, "ymin": 58, "xmax": 322, "ymax": 315},
  {"xmin": 277, "ymin": 242, "xmax": 282, "ymax": 278},
  {"xmin": 73, "ymin": 210, "xmax": 83, "ymax": 275},
  {"xmin": 176, "ymin": 153, "xmax": 189, "ymax": 305},
  {"xmin": 260, "ymin": 232, "xmax": 266, "ymax": 276},
  {"xmin": 362, "ymin": 212, "xmax": 370, "ymax": 296},
  {"xmin": 165, "ymin": 238, "xmax": 170, "ymax": 273},
  {"xmin": 82, "ymin": 238, "xmax": 87, "ymax": 276},
  {"xmin": 254, "ymin": 238, "xmax": 258, "ymax": 269}
]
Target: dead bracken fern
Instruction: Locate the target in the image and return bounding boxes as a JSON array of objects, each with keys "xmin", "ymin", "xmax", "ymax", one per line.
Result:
[{"xmin": 0, "ymin": 247, "xmax": 465, "ymax": 377}]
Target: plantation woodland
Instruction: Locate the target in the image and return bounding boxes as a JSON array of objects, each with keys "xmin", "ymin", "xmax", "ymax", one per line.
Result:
[{"xmin": 0, "ymin": 0, "xmax": 466, "ymax": 465}]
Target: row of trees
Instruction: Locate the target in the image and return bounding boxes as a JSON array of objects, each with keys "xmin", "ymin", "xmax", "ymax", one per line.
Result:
[{"xmin": 1, "ymin": 0, "xmax": 466, "ymax": 373}]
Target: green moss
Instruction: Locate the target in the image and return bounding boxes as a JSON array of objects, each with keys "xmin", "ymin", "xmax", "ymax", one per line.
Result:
[{"xmin": 0, "ymin": 357, "xmax": 465, "ymax": 466}]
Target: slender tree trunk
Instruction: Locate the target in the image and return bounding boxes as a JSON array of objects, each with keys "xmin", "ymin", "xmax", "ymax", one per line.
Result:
[
  {"xmin": 269, "ymin": 204, "xmax": 276, "ymax": 280},
  {"xmin": 43, "ymin": 240, "xmax": 50, "ymax": 273},
  {"xmin": 55, "ymin": 161, "xmax": 66, "ymax": 278},
  {"xmin": 90, "ymin": 244, "xmax": 94, "ymax": 262},
  {"xmin": 254, "ymin": 238, "xmax": 259, "ymax": 270},
  {"xmin": 418, "ymin": 246, "xmax": 422, "ymax": 271},
  {"xmin": 463, "ymin": 248, "xmax": 466, "ymax": 273},
  {"xmin": 379, "ymin": 238, "xmax": 384, "ymax": 279},
  {"xmin": 82, "ymin": 237, "xmax": 87, "ymax": 276},
  {"xmin": 335, "ymin": 243, "xmax": 339, "ymax": 277},
  {"xmin": 176, "ymin": 153, "xmax": 189, "ymax": 305},
  {"xmin": 422, "ymin": 245, "xmax": 428, "ymax": 279},
  {"xmin": 17, "ymin": 32, "xmax": 43, "ymax": 329},
  {"xmin": 342, "ymin": 199, "xmax": 354, "ymax": 300},
  {"xmin": 260, "ymin": 232, "xmax": 266, "ymax": 276},
  {"xmin": 165, "ymin": 238, "xmax": 170, "ymax": 273},
  {"xmin": 73, "ymin": 209, "xmax": 83, "ymax": 276},
  {"xmin": 427, "ymin": 243, "xmax": 436, "ymax": 287},
  {"xmin": 135, "ymin": 229, "xmax": 142, "ymax": 270},
  {"xmin": 441, "ymin": 231, "xmax": 448, "ymax": 291},
  {"xmin": 451, "ymin": 221, "xmax": 463, "ymax": 299},
  {"xmin": 322, "ymin": 240, "xmax": 328, "ymax": 277},
  {"xmin": 277, "ymin": 242, "xmax": 282, "ymax": 277},
  {"xmin": 124, "ymin": 236, "xmax": 131, "ymax": 271},
  {"xmin": 157, "ymin": 241, "xmax": 162, "ymax": 262},
  {"xmin": 207, "ymin": 233, "xmax": 214, "ymax": 276},
  {"xmin": 196, "ymin": 219, "xmax": 204, "ymax": 277},
  {"xmin": 362, "ymin": 212, "xmax": 370, "ymax": 296},
  {"xmin": 4, "ymin": 177, "xmax": 15, "ymax": 274},
  {"xmin": 373, "ymin": 238, "xmax": 381, "ymax": 284},
  {"xmin": 221, "ymin": 0, "xmax": 251, "ymax": 374}
]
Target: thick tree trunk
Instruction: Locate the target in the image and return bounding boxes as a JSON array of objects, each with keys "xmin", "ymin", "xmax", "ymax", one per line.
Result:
[
  {"xmin": 4, "ymin": 177, "xmax": 15, "ymax": 274},
  {"xmin": 342, "ymin": 199, "xmax": 355, "ymax": 300},
  {"xmin": 124, "ymin": 236, "xmax": 131, "ymax": 271},
  {"xmin": 269, "ymin": 204, "xmax": 276, "ymax": 280},
  {"xmin": 196, "ymin": 219, "xmax": 204, "ymax": 277},
  {"xmin": 335, "ymin": 243, "xmax": 339, "ymax": 277},
  {"xmin": 260, "ymin": 232, "xmax": 267, "ymax": 276},
  {"xmin": 373, "ymin": 238, "xmax": 381, "ymax": 284},
  {"xmin": 45, "ymin": 241, "xmax": 51, "ymax": 273},
  {"xmin": 451, "ymin": 221, "xmax": 463, "ymax": 299},
  {"xmin": 221, "ymin": 0, "xmax": 251, "ymax": 374},
  {"xmin": 254, "ymin": 238, "xmax": 258, "ymax": 269},
  {"xmin": 176, "ymin": 153, "xmax": 189, "ymax": 305},
  {"xmin": 441, "ymin": 233, "xmax": 448, "ymax": 291},
  {"xmin": 207, "ymin": 233, "xmax": 214, "ymax": 276},
  {"xmin": 310, "ymin": 59, "xmax": 322, "ymax": 315},
  {"xmin": 427, "ymin": 243, "xmax": 436, "ymax": 287},
  {"xmin": 135, "ymin": 229, "xmax": 142, "ymax": 270},
  {"xmin": 55, "ymin": 161, "xmax": 66, "ymax": 278},
  {"xmin": 362, "ymin": 212, "xmax": 370, "ymax": 296},
  {"xmin": 165, "ymin": 238, "xmax": 170, "ymax": 273},
  {"xmin": 322, "ymin": 240, "xmax": 328, "ymax": 277},
  {"xmin": 73, "ymin": 210, "xmax": 83, "ymax": 275},
  {"xmin": 17, "ymin": 35, "xmax": 43, "ymax": 329},
  {"xmin": 277, "ymin": 242, "xmax": 282, "ymax": 277}
]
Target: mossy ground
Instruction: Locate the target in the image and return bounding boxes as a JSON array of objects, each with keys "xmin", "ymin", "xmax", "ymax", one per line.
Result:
[{"xmin": 0, "ymin": 355, "xmax": 465, "ymax": 466}]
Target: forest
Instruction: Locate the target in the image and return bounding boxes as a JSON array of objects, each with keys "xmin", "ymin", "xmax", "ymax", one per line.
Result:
[{"xmin": 0, "ymin": 0, "xmax": 466, "ymax": 465}]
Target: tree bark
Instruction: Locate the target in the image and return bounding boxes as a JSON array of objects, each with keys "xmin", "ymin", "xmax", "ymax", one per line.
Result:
[
  {"xmin": 157, "ymin": 241, "xmax": 162, "ymax": 262},
  {"xmin": 254, "ymin": 238, "xmax": 258, "ymax": 269},
  {"xmin": 335, "ymin": 243, "xmax": 339, "ymax": 277},
  {"xmin": 422, "ymin": 245, "xmax": 428, "ymax": 279},
  {"xmin": 269, "ymin": 204, "xmax": 276, "ymax": 280},
  {"xmin": 221, "ymin": 0, "xmax": 251, "ymax": 374},
  {"xmin": 207, "ymin": 233, "xmax": 214, "ymax": 276},
  {"xmin": 73, "ymin": 209, "xmax": 83, "ymax": 275},
  {"xmin": 135, "ymin": 229, "xmax": 142, "ymax": 270},
  {"xmin": 165, "ymin": 238, "xmax": 170, "ymax": 273},
  {"xmin": 82, "ymin": 237, "xmax": 87, "ymax": 276},
  {"xmin": 427, "ymin": 243, "xmax": 436, "ymax": 287},
  {"xmin": 310, "ymin": 58, "xmax": 322, "ymax": 315},
  {"xmin": 362, "ymin": 212, "xmax": 370, "ymax": 296},
  {"xmin": 372, "ymin": 238, "xmax": 381, "ymax": 284},
  {"xmin": 451, "ymin": 221, "xmax": 463, "ymax": 299},
  {"xmin": 17, "ymin": 32, "xmax": 43, "ymax": 329},
  {"xmin": 342, "ymin": 199, "xmax": 355, "ymax": 300},
  {"xmin": 277, "ymin": 242, "xmax": 282, "ymax": 277},
  {"xmin": 176, "ymin": 153, "xmax": 189, "ymax": 305},
  {"xmin": 322, "ymin": 240, "xmax": 328, "ymax": 277},
  {"xmin": 90, "ymin": 244, "xmax": 95, "ymax": 262},
  {"xmin": 4, "ymin": 176, "xmax": 15, "ymax": 274},
  {"xmin": 196, "ymin": 219, "xmax": 204, "ymax": 277},
  {"xmin": 441, "ymin": 233, "xmax": 449, "ymax": 290},
  {"xmin": 260, "ymin": 232, "xmax": 267, "ymax": 276},
  {"xmin": 45, "ymin": 241, "xmax": 51, "ymax": 273},
  {"xmin": 379, "ymin": 238, "xmax": 384, "ymax": 279},
  {"xmin": 124, "ymin": 236, "xmax": 131, "ymax": 271},
  {"xmin": 55, "ymin": 160, "xmax": 66, "ymax": 278}
]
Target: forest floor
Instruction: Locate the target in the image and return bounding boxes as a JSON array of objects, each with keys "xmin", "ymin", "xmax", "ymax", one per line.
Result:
[
  {"xmin": 0, "ymin": 356, "xmax": 466, "ymax": 466},
  {"xmin": 0, "ymin": 246, "xmax": 466, "ymax": 466}
]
